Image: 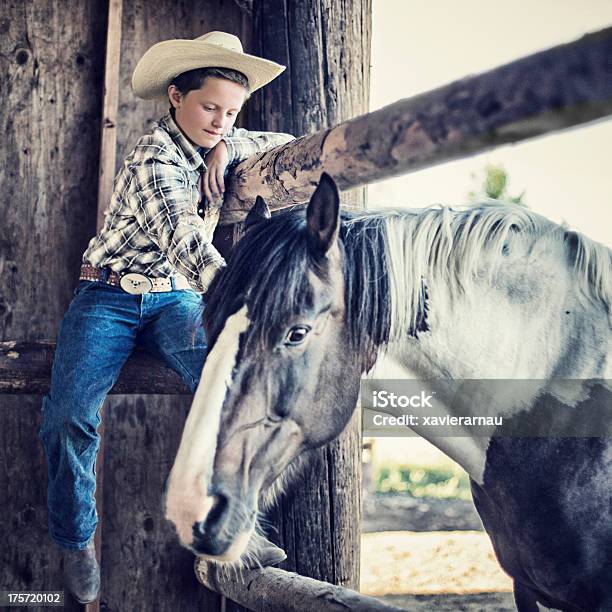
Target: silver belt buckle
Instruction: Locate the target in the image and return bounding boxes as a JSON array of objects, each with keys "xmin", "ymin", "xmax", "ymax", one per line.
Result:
[{"xmin": 120, "ymin": 272, "xmax": 153, "ymax": 294}]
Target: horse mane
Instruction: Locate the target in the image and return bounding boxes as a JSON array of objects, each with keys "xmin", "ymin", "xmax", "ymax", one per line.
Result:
[
  {"xmin": 371, "ymin": 202, "xmax": 612, "ymax": 341},
  {"xmin": 205, "ymin": 209, "xmax": 392, "ymax": 364},
  {"xmin": 205, "ymin": 212, "xmax": 314, "ymax": 349},
  {"xmin": 205, "ymin": 202, "xmax": 612, "ymax": 359}
]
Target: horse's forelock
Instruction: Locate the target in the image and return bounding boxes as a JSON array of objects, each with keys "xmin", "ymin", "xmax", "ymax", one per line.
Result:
[
  {"xmin": 205, "ymin": 208, "xmax": 396, "ymax": 365},
  {"xmin": 205, "ymin": 211, "xmax": 314, "ymax": 350}
]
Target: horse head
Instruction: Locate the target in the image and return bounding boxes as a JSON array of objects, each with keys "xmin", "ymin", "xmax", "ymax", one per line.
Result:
[{"xmin": 164, "ymin": 174, "xmax": 363, "ymax": 561}]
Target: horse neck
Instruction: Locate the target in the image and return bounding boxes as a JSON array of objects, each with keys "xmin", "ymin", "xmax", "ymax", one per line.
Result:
[
  {"xmin": 376, "ymin": 209, "xmax": 612, "ymax": 380},
  {"xmin": 371, "ymin": 216, "xmax": 612, "ymax": 482}
]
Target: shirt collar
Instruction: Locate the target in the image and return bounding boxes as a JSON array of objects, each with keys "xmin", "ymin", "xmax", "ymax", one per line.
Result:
[{"xmin": 159, "ymin": 111, "xmax": 208, "ymax": 172}]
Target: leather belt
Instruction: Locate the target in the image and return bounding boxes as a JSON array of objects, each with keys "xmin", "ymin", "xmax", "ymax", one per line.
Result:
[{"xmin": 79, "ymin": 265, "xmax": 192, "ymax": 295}]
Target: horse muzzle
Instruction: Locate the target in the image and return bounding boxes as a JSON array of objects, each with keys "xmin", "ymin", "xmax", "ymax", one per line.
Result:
[{"xmin": 189, "ymin": 487, "xmax": 256, "ymax": 560}]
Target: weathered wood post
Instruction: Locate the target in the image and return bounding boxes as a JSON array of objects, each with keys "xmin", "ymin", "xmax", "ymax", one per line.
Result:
[
  {"xmin": 0, "ymin": 4, "xmax": 107, "ymax": 611},
  {"xmin": 244, "ymin": 0, "xmax": 372, "ymax": 593}
]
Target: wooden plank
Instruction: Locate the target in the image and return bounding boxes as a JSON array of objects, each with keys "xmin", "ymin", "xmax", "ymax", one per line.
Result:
[
  {"xmin": 102, "ymin": 396, "xmax": 210, "ymax": 610},
  {"xmin": 0, "ymin": 0, "xmax": 107, "ymax": 608},
  {"xmin": 219, "ymin": 25, "xmax": 612, "ymax": 225},
  {"xmin": 0, "ymin": 2, "xmax": 106, "ymax": 337},
  {"xmin": 0, "ymin": 341, "xmax": 190, "ymax": 396},
  {"xmin": 96, "ymin": 0, "xmax": 123, "ymax": 232},
  {"xmin": 0, "ymin": 397, "xmax": 82, "ymax": 612}
]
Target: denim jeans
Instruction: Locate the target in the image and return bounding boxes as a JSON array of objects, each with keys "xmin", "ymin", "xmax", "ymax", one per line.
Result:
[{"xmin": 39, "ymin": 280, "xmax": 207, "ymax": 550}]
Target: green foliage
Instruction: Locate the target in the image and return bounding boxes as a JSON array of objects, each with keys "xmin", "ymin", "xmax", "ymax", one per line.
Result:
[
  {"xmin": 374, "ymin": 463, "xmax": 472, "ymax": 500},
  {"xmin": 468, "ymin": 163, "xmax": 526, "ymax": 205}
]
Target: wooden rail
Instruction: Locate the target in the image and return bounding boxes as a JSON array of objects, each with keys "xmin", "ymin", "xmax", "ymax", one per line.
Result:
[
  {"xmin": 0, "ymin": 341, "xmax": 189, "ymax": 395},
  {"xmin": 195, "ymin": 562, "xmax": 404, "ymax": 612},
  {"xmin": 218, "ymin": 26, "xmax": 612, "ymax": 224}
]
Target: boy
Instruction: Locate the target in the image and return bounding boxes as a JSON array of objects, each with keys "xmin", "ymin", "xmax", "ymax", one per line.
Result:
[{"xmin": 40, "ymin": 31, "xmax": 293, "ymax": 604}]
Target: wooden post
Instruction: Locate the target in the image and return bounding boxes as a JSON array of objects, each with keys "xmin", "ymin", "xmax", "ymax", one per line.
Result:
[
  {"xmin": 243, "ymin": 0, "xmax": 372, "ymax": 594},
  {"xmin": 96, "ymin": 0, "xmax": 123, "ymax": 233}
]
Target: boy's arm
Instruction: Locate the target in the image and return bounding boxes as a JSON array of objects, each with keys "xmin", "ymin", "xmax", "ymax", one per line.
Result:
[
  {"xmin": 130, "ymin": 160, "xmax": 225, "ymax": 291},
  {"xmin": 222, "ymin": 127, "xmax": 295, "ymax": 166}
]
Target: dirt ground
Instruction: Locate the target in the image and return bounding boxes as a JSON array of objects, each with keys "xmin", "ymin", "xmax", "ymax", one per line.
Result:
[
  {"xmin": 373, "ymin": 592, "xmax": 516, "ymax": 611},
  {"xmin": 362, "ymin": 492, "xmax": 484, "ymax": 533},
  {"xmin": 361, "ymin": 493, "xmax": 515, "ymax": 611}
]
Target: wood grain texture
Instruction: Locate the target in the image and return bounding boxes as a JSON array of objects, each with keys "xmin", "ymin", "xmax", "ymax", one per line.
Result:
[
  {"xmin": 0, "ymin": 1, "xmax": 106, "ymax": 607},
  {"xmin": 96, "ymin": 0, "xmax": 123, "ymax": 232},
  {"xmin": 0, "ymin": 0, "xmax": 106, "ymax": 338},
  {"xmin": 196, "ymin": 561, "xmax": 405, "ymax": 611},
  {"xmin": 0, "ymin": 397, "xmax": 82, "ymax": 612},
  {"xmin": 218, "ymin": 25, "xmax": 612, "ymax": 225},
  {"xmin": 241, "ymin": 0, "xmax": 372, "ymax": 595},
  {"xmin": 0, "ymin": 341, "xmax": 190, "ymax": 395},
  {"xmin": 101, "ymin": 395, "xmax": 216, "ymax": 611}
]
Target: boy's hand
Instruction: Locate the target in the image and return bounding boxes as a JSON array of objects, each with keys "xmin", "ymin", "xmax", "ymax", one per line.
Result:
[{"xmin": 203, "ymin": 141, "xmax": 229, "ymax": 205}]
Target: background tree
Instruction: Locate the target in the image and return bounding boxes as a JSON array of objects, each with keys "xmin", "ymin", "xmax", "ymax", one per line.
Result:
[{"xmin": 468, "ymin": 163, "xmax": 526, "ymax": 205}]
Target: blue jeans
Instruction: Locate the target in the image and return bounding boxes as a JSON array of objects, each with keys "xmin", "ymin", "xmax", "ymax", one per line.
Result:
[{"xmin": 39, "ymin": 280, "xmax": 207, "ymax": 550}]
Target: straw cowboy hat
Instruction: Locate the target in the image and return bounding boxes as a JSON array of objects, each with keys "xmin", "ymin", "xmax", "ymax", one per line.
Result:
[{"xmin": 132, "ymin": 31, "xmax": 285, "ymax": 100}]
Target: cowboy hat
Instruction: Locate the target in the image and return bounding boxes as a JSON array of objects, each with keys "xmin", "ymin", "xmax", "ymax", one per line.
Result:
[{"xmin": 132, "ymin": 31, "xmax": 286, "ymax": 100}]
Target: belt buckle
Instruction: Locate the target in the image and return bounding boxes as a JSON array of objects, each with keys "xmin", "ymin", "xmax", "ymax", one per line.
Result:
[{"xmin": 120, "ymin": 272, "xmax": 153, "ymax": 294}]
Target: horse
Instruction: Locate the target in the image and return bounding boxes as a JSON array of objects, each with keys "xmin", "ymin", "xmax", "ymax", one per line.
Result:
[{"xmin": 164, "ymin": 173, "xmax": 612, "ymax": 611}]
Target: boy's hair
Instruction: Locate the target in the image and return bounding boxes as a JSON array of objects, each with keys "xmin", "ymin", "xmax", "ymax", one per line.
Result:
[{"xmin": 170, "ymin": 67, "xmax": 251, "ymax": 99}]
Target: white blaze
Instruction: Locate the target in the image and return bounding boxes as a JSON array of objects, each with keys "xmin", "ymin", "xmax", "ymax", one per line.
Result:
[{"xmin": 165, "ymin": 305, "xmax": 250, "ymax": 548}]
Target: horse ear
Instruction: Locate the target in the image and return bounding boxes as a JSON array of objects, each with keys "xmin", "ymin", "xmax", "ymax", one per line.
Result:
[
  {"xmin": 245, "ymin": 195, "xmax": 271, "ymax": 230},
  {"xmin": 306, "ymin": 173, "xmax": 340, "ymax": 257}
]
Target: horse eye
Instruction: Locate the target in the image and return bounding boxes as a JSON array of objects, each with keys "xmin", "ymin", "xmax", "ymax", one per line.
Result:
[{"xmin": 284, "ymin": 325, "xmax": 311, "ymax": 346}]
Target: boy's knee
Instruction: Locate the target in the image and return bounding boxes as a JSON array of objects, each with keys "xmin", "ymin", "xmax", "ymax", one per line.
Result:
[
  {"xmin": 40, "ymin": 395, "xmax": 101, "ymax": 441},
  {"xmin": 169, "ymin": 348, "xmax": 206, "ymax": 391}
]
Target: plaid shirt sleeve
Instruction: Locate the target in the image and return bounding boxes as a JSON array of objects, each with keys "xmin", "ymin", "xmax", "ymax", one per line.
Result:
[
  {"xmin": 222, "ymin": 128, "xmax": 295, "ymax": 166},
  {"xmin": 131, "ymin": 160, "xmax": 225, "ymax": 291}
]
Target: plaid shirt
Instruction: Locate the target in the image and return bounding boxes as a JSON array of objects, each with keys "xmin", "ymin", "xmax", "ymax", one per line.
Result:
[{"xmin": 83, "ymin": 112, "xmax": 294, "ymax": 291}]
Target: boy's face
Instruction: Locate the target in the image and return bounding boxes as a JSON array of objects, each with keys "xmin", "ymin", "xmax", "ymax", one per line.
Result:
[{"xmin": 169, "ymin": 77, "xmax": 247, "ymax": 149}]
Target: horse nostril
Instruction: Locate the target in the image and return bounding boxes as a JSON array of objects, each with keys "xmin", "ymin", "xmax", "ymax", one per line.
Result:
[
  {"xmin": 193, "ymin": 493, "xmax": 230, "ymax": 544},
  {"xmin": 204, "ymin": 493, "xmax": 228, "ymax": 529},
  {"xmin": 193, "ymin": 520, "xmax": 206, "ymax": 538}
]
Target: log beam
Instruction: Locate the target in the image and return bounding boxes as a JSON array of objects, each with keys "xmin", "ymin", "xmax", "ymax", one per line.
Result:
[
  {"xmin": 219, "ymin": 26, "xmax": 612, "ymax": 225},
  {"xmin": 195, "ymin": 562, "xmax": 404, "ymax": 612},
  {"xmin": 0, "ymin": 341, "xmax": 190, "ymax": 395}
]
